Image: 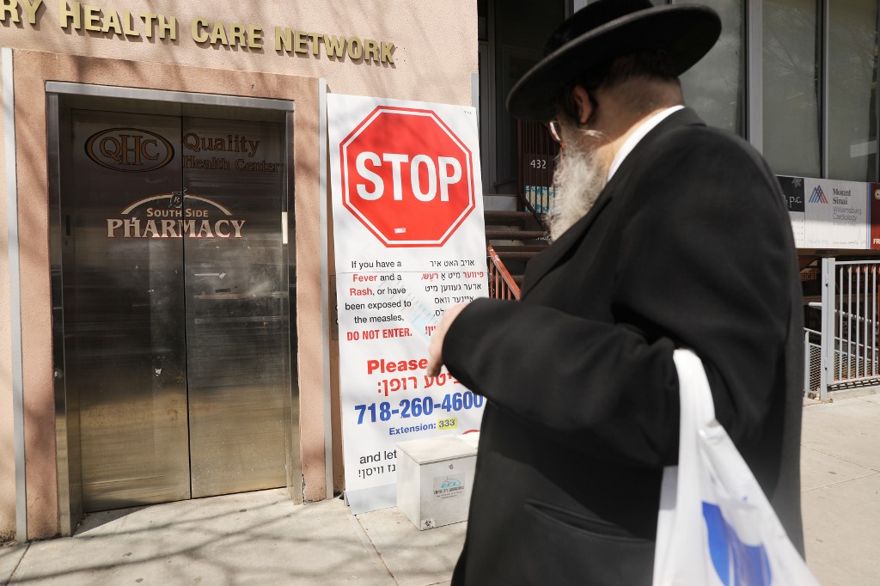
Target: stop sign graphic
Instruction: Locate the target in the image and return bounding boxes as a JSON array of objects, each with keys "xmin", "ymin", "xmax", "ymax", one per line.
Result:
[{"xmin": 340, "ymin": 106, "xmax": 475, "ymax": 247}]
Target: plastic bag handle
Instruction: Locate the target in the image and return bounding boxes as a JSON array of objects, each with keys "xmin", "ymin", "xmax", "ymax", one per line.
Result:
[{"xmin": 673, "ymin": 349, "xmax": 716, "ymax": 430}]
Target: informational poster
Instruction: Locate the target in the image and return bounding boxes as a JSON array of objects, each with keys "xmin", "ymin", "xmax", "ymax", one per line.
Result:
[
  {"xmin": 804, "ymin": 177, "xmax": 869, "ymax": 249},
  {"xmin": 328, "ymin": 94, "xmax": 488, "ymax": 513},
  {"xmin": 782, "ymin": 175, "xmax": 870, "ymax": 249}
]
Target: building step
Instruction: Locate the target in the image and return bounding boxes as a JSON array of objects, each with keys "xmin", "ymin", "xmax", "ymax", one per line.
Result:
[
  {"xmin": 484, "ymin": 210, "xmax": 534, "ymax": 224},
  {"xmin": 491, "ymin": 245, "xmax": 547, "ymax": 254},
  {"xmin": 496, "ymin": 250, "xmax": 541, "ymax": 261},
  {"xmin": 485, "ymin": 229, "xmax": 547, "ymax": 241},
  {"xmin": 483, "ymin": 193, "xmax": 519, "ymax": 211}
]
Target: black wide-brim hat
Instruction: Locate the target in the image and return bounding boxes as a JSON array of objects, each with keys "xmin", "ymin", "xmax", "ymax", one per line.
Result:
[{"xmin": 507, "ymin": 0, "xmax": 721, "ymax": 120}]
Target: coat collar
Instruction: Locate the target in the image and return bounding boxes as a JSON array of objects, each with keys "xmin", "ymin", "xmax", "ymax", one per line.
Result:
[{"xmin": 522, "ymin": 107, "xmax": 705, "ymax": 296}]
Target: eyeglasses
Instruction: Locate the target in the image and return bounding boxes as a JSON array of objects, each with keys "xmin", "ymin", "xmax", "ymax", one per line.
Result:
[{"xmin": 546, "ymin": 119, "xmax": 562, "ymax": 144}]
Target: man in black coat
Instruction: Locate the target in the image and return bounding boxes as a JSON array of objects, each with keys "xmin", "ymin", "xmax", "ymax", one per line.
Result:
[{"xmin": 426, "ymin": 2, "xmax": 805, "ymax": 584}]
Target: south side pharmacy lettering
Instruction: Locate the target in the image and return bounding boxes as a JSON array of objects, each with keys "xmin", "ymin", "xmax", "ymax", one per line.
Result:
[
  {"xmin": 107, "ymin": 217, "xmax": 245, "ymax": 239},
  {"xmin": 105, "ymin": 193, "xmax": 246, "ymax": 239}
]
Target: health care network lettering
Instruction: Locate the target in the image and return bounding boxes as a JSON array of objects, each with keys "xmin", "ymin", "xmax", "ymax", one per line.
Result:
[
  {"xmin": 1, "ymin": 1, "xmax": 395, "ymax": 64},
  {"xmin": 105, "ymin": 191, "xmax": 246, "ymax": 239}
]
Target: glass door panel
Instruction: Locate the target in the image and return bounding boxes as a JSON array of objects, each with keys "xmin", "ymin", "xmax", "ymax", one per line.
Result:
[
  {"xmin": 64, "ymin": 110, "xmax": 190, "ymax": 511},
  {"xmin": 181, "ymin": 114, "xmax": 290, "ymax": 498}
]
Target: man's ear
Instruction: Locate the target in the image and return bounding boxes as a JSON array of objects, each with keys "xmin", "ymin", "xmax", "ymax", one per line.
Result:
[{"xmin": 571, "ymin": 85, "xmax": 593, "ymax": 125}]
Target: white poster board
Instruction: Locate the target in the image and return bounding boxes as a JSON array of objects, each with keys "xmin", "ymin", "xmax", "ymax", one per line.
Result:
[
  {"xmin": 328, "ymin": 94, "xmax": 488, "ymax": 513},
  {"xmin": 782, "ymin": 175, "xmax": 870, "ymax": 249},
  {"xmin": 803, "ymin": 178, "xmax": 869, "ymax": 249}
]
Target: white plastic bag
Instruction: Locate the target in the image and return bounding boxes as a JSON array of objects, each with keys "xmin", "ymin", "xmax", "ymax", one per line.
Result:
[{"xmin": 652, "ymin": 349, "xmax": 819, "ymax": 586}]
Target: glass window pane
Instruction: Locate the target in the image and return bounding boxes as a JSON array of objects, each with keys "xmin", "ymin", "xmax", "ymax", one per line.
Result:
[
  {"xmin": 763, "ymin": 0, "xmax": 820, "ymax": 177},
  {"xmin": 675, "ymin": 0, "xmax": 745, "ymax": 134},
  {"xmin": 828, "ymin": 0, "xmax": 879, "ymax": 182}
]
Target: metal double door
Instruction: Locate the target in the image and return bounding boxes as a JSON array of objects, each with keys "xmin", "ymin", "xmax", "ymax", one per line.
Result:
[{"xmin": 62, "ymin": 108, "xmax": 291, "ymax": 511}]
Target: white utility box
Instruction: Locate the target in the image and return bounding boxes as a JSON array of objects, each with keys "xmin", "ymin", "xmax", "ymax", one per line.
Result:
[{"xmin": 396, "ymin": 434, "xmax": 478, "ymax": 530}]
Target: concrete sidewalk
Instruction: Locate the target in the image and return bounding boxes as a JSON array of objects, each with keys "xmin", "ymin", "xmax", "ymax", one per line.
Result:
[
  {"xmin": 1, "ymin": 391, "xmax": 878, "ymax": 585},
  {"xmin": 801, "ymin": 390, "xmax": 880, "ymax": 586},
  {"xmin": 0, "ymin": 491, "xmax": 464, "ymax": 585}
]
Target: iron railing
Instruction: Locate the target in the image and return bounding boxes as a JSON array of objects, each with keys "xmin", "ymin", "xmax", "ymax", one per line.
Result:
[
  {"xmin": 804, "ymin": 328, "xmax": 821, "ymax": 397},
  {"xmin": 818, "ymin": 258, "xmax": 880, "ymax": 399},
  {"xmin": 487, "ymin": 244, "xmax": 521, "ymax": 301}
]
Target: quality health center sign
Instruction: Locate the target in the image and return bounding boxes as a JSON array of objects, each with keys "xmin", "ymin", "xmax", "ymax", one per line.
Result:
[{"xmin": 328, "ymin": 94, "xmax": 488, "ymax": 513}]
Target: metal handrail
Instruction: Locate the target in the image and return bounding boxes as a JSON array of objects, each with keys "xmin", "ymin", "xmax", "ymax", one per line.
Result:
[
  {"xmin": 808, "ymin": 302, "xmax": 878, "ymax": 327},
  {"xmin": 487, "ymin": 244, "xmax": 521, "ymax": 301},
  {"xmin": 519, "ymin": 193, "xmax": 547, "ymax": 233},
  {"xmin": 834, "ymin": 260, "xmax": 880, "ymax": 266}
]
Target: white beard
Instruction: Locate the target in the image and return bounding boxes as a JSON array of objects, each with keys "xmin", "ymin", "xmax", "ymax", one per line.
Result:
[{"xmin": 548, "ymin": 136, "xmax": 608, "ymax": 241}]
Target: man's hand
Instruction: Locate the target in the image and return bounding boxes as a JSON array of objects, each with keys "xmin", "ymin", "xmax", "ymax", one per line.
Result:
[{"xmin": 426, "ymin": 302, "xmax": 469, "ymax": 377}]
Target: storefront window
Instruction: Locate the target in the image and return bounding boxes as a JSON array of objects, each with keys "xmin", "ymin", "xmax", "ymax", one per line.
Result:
[
  {"xmin": 763, "ymin": 0, "xmax": 820, "ymax": 178},
  {"xmin": 827, "ymin": 0, "xmax": 879, "ymax": 182},
  {"xmin": 674, "ymin": 0, "xmax": 745, "ymax": 135}
]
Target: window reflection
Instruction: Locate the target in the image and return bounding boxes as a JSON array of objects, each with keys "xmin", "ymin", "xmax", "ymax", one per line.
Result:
[
  {"xmin": 675, "ymin": 0, "xmax": 745, "ymax": 134},
  {"xmin": 827, "ymin": 0, "xmax": 879, "ymax": 182},
  {"xmin": 763, "ymin": 0, "xmax": 820, "ymax": 178}
]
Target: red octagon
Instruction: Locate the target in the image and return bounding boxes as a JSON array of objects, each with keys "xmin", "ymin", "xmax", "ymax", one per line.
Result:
[{"xmin": 340, "ymin": 106, "xmax": 475, "ymax": 247}]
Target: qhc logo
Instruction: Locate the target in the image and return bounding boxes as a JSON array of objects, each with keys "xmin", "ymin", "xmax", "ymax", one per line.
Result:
[
  {"xmin": 86, "ymin": 128, "xmax": 175, "ymax": 172},
  {"xmin": 106, "ymin": 190, "xmax": 246, "ymax": 239}
]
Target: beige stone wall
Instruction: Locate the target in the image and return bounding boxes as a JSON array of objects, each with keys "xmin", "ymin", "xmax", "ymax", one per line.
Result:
[
  {"xmin": 0, "ymin": 0, "xmax": 477, "ymax": 105},
  {"xmin": 12, "ymin": 50, "xmax": 321, "ymax": 538},
  {"xmin": 0, "ymin": 0, "xmax": 477, "ymax": 538},
  {"xmin": 0, "ymin": 56, "xmax": 17, "ymax": 542}
]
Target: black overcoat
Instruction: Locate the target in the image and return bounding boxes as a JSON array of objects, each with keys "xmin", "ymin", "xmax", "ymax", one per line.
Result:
[{"xmin": 444, "ymin": 108, "xmax": 804, "ymax": 585}]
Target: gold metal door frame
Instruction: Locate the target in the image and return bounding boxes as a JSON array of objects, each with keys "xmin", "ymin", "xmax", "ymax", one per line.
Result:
[{"xmin": 47, "ymin": 83, "xmax": 300, "ymax": 535}]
